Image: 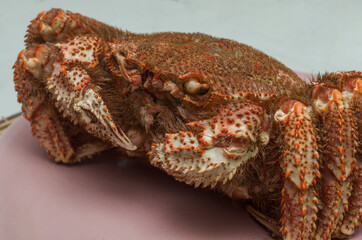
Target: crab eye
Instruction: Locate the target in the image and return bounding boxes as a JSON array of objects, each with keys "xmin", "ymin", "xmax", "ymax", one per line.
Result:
[
  {"xmin": 184, "ymin": 79, "xmax": 209, "ymax": 95},
  {"xmin": 197, "ymin": 84, "xmax": 209, "ymax": 95}
]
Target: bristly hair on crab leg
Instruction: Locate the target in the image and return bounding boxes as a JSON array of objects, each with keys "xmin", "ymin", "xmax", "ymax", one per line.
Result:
[
  {"xmin": 333, "ymin": 73, "xmax": 362, "ymax": 237},
  {"xmin": 312, "ymin": 82, "xmax": 358, "ymax": 239},
  {"xmin": 275, "ymin": 99, "xmax": 320, "ymax": 240}
]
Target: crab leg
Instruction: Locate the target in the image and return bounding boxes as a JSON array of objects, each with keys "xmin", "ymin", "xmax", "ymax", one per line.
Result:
[
  {"xmin": 14, "ymin": 44, "xmax": 115, "ymax": 163},
  {"xmin": 275, "ymin": 100, "xmax": 320, "ymax": 240},
  {"xmin": 337, "ymin": 170, "xmax": 362, "ymax": 236},
  {"xmin": 25, "ymin": 8, "xmax": 124, "ymax": 46},
  {"xmin": 312, "ymin": 83, "xmax": 358, "ymax": 239},
  {"xmin": 150, "ymin": 102, "xmax": 270, "ymax": 189},
  {"xmin": 13, "ymin": 46, "xmax": 75, "ymax": 163},
  {"xmin": 336, "ymin": 72, "xmax": 362, "ymax": 236}
]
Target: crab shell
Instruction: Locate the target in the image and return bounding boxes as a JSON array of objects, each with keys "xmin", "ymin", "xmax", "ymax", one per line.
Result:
[{"xmin": 13, "ymin": 9, "xmax": 361, "ymax": 240}]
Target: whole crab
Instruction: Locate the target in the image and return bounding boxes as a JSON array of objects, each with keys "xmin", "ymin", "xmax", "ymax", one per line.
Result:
[{"xmin": 13, "ymin": 9, "xmax": 361, "ymax": 240}]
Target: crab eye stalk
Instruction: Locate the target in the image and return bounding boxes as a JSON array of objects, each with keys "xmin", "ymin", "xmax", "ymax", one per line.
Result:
[{"xmin": 184, "ymin": 79, "xmax": 209, "ymax": 95}]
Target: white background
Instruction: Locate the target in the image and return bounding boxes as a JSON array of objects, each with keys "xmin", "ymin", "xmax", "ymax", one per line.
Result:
[{"xmin": 1, "ymin": 0, "xmax": 361, "ymax": 117}]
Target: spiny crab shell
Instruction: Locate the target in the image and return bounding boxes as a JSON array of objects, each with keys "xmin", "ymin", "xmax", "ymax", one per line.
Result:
[{"xmin": 13, "ymin": 9, "xmax": 361, "ymax": 240}]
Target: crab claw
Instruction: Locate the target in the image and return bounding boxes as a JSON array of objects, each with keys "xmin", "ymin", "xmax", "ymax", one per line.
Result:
[
  {"xmin": 19, "ymin": 36, "xmax": 136, "ymax": 151},
  {"xmin": 46, "ymin": 64, "xmax": 136, "ymax": 151},
  {"xmin": 150, "ymin": 102, "xmax": 269, "ymax": 188},
  {"xmin": 72, "ymin": 85, "xmax": 136, "ymax": 151}
]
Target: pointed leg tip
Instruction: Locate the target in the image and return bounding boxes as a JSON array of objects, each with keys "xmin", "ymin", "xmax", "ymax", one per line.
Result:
[{"xmin": 245, "ymin": 205, "xmax": 282, "ymax": 239}]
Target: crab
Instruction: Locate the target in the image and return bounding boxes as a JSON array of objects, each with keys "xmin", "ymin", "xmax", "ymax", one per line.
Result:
[{"xmin": 12, "ymin": 9, "xmax": 361, "ymax": 240}]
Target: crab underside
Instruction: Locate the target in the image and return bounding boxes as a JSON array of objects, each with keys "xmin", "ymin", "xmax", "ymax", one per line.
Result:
[{"xmin": 13, "ymin": 9, "xmax": 361, "ymax": 240}]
